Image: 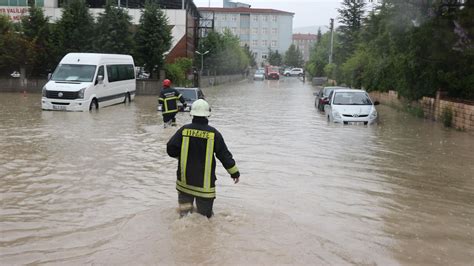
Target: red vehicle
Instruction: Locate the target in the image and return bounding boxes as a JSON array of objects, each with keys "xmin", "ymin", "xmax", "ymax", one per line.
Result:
[{"xmin": 265, "ymin": 65, "xmax": 280, "ymax": 80}]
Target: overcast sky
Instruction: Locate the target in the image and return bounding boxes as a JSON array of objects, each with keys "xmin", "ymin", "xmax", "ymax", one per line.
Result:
[{"xmin": 193, "ymin": 0, "xmax": 343, "ymax": 30}]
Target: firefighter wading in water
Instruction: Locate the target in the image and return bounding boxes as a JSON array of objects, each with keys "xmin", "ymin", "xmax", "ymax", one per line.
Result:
[
  {"xmin": 158, "ymin": 79, "xmax": 186, "ymax": 127},
  {"xmin": 167, "ymin": 99, "xmax": 240, "ymax": 218}
]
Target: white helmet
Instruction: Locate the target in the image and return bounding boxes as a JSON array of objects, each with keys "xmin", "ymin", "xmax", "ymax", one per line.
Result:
[{"xmin": 190, "ymin": 99, "xmax": 211, "ymax": 117}]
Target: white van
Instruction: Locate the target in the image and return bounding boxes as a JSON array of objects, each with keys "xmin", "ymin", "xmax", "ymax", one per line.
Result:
[{"xmin": 41, "ymin": 53, "xmax": 136, "ymax": 111}]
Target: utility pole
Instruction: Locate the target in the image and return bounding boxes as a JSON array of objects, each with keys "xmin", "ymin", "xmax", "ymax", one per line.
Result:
[{"xmin": 329, "ymin": 18, "xmax": 334, "ymax": 64}]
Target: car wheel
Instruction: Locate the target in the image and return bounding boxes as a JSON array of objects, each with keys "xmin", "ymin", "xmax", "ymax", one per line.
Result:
[
  {"xmin": 364, "ymin": 122, "xmax": 368, "ymax": 125},
  {"xmin": 89, "ymin": 99, "xmax": 98, "ymax": 111},
  {"xmin": 327, "ymin": 115, "xmax": 330, "ymax": 122},
  {"xmin": 343, "ymin": 121, "xmax": 348, "ymax": 125}
]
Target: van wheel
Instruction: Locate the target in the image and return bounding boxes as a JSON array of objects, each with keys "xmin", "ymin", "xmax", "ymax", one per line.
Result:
[
  {"xmin": 327, "ymin": 115, "xmax": 330, "ymax": 122},
  {"xmin": 124, "ymin": 93, "xmax": 131, "ymax": 105},
  {"xmin": 89, "ymin": 99, "xmax": 98, "ymax": 111}
]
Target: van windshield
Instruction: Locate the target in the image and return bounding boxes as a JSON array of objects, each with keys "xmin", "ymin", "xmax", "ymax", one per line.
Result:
[{"xmin": 51, "ymin": 64, "xmax": 96, "ymax": 82}]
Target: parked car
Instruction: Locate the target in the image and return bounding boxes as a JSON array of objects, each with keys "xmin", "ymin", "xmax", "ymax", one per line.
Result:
[
  {"xmin": 315, "ymin": 86, "xmax": 347, "ymax": 111},
  {"xmin": 10, "ymin": 71, "xmax": 20, "ymax": 78},
  {"xmin": 42, "ymin": 53, "xmax": 136, "ymax": 111},
  {"xmin": 157, "ymin": 87, "xmax": 205, "ymax": 112},
  {"xmin": 325, "ymin": 89, "xmax": 379, "ymax": 125},
  {"xmin": 253, "ymin": 69, "xmax": 265, "ymax": 81},
  {"xmin": 137, "ymin": 71, "xmax": 150, "ymax": 79},
  {"xmin": 265, "ymin": 65, "xmax": 280, "ymax": 80},
  {"xmin": 284, "ymin": 68, "xmax": 304, "ymax": 77}
]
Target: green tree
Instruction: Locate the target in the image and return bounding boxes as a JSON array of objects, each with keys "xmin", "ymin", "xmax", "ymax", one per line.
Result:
[
  {"xmin": 0, "ymin": 14, "xmax": 30, "ymax": 76},
  {"xmin": 94, "ymin": 3, "xmax": 134, "ymax": 54},
  {"xmin": 21, "ymin": 6, "xmax": 53, "ymax": 76},
  {"xmin": 199, "ymin": 29, "xmax": 250, "ymax": 75},
  {"xmin": 53, "ymin": 0, "xmax": 95, "ymax": 58},
  {"xmin": 306, "ymin": 31, "xmax": 338, "ymax": 77},
  {"xmin": 316, "ymin": 27, "xmax": 322, "ymax": 44},
  {"xmin": 268, "ymin": 48, "xmax": 283, "ymax": 66},
  {"xmin": 336, "ymin": 0, "xmax": 366, "ymax": 62},
  {"xmin": 165, "ymin": 57, "xmax": 193, "ymax": 86},
  {"xmin": 243, "ymin": 44, "xmax": 256, "ymax": 67},
  {"xmin": 135, "ymin": 1, "xmax": 172, "ymax": 78},
  {"xmin": 284, "ymin": 44, "xmax": 304, "ymax": 67}
]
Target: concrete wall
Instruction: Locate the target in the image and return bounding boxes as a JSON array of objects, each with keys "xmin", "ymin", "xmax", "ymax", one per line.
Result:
[
  {"xmin": 200, "ymin": 74, "xmax": 244, "ymax": 88},
  {"xmin": 0, "ymin": 74, "xmax": 245, "ymax": 95},
  {"xmin": 0, "ymin": 78, "xmax": 46, "ymax": 93},
  {"xmin": 370, "ymin": 90, "xmax": 474, "ymax": 131},
  {"xmin": 420, "ymin": 92, "xmax": 474, "ymax": 131}
]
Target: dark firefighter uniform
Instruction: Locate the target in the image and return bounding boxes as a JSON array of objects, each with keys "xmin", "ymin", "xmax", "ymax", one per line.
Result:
[
  {"xmin": 167, "ymin": 117, "xmax": 240, "ymax": 217},
  {"xmin": 158, "ymin": 87, "xmax": 185, "ymax": 125}
]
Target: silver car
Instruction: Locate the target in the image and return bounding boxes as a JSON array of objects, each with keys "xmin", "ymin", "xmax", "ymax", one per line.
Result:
[{"xmin": 253, "ymin": 69, "xmax": 265, "ymax": 81}]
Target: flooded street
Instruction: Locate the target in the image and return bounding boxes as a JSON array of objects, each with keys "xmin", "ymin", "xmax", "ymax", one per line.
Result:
[{"xmin": 1, "ymin": 78, "xmax": 473, "ymax": 265}]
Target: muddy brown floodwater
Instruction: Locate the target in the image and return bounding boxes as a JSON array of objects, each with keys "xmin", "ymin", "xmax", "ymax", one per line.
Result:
[{"xmin": 1, "ymin": 78, "xmax": 473, "ymax": 265}]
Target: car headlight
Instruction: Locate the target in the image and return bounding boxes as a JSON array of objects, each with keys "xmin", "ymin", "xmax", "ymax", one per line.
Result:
[
  {"xmin": 78, "ymin": 88, "xmax": 86, "ymax": 99},
  {"xmin": 332, "ymin": 110, "xmax": 341, "ymax": 118},
  {"xmin": 370, "ymin": 110, "xmax": 378, "ymax": 118},
  {"xmin": 42, "ymin": 86, "xmax": 47, "ymax": 97}
]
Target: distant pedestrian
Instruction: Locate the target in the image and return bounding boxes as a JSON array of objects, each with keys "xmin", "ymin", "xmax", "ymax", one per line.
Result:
[
  {"xmin": 167, "ymin": 99, "xmax": 240, "ymax": 218},
  {"xmin": 158, "ymin": 79, "xmax": 186, "ymax": 127}
]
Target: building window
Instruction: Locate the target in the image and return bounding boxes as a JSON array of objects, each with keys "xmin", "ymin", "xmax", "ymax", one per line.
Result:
[
  {"xmin": 271, "ymin": 40, "xmax": 277, "ymax": 47},
  {"xmin": 262, "ymin": 15, "xmax": 268, "ymax": 22},
  {"xmin": 223, "ymin": 14, "xmax": 227, "ymax": 21},
  {"xmin": 272, "ymin": 28, "xmax": 277, "ymax": 35},
  {"xmin": 262, "ymin": 40, "xmax": 268, "ymax": 47},
  {"xmin": 272, "ymin": 15, "xmax": 277, "ymax": 22},
  {"xmin": 252, "ymin": 27, "xmax": 258, "ymax": 34},
  {"xmin": 232, "ymin": 14, "xmax": 237, "ymax": 21},
  {"xmin": 253, "ymin": 15, "xmax": 259, "ymax": 22},
  {"xmin": 252, "ymin": 40, "xmax": 258, "ymax": 46},
  {"xmin": 262, "ymin": 28, "xmax": 268, "ymax": 34},
  {"xmin": 262, "ymin": 54, "xmax": 268, "ymax": 59},
  {"xmin": 231, "ymin": 27, "xmax": 238, "ymax": 34}
]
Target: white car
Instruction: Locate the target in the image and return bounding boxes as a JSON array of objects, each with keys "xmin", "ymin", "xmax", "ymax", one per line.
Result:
[
  {"xmin": 325, "ymin": 89, "xmax": 379, "ymax": 125},
  {"xmin": 10, "ymin": 71, "xmax": 20, "ymax": 78},
  {"xmin": 284, "ymin": 68, "xmax": 304, "ymax": 76},
  {"xmin": 253, "ymin": 69, "xmax": 265, "ymax": 81}
]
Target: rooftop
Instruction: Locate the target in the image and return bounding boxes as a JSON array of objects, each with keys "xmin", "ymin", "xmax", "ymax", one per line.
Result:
[
  {"xmin": 293, "ymin": 33, "xmax": 318, "ymax": 41},
  {"xmin": 198, "ymin": 7, "xmax": 294, "ymax": 16}
]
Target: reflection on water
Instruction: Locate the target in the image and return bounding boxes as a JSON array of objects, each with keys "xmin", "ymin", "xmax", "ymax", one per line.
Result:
[{"xmin": 1, "ymin": 80, "xmax": 473, "ymax": 265}]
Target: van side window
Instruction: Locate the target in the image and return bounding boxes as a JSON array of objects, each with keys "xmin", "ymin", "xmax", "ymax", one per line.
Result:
[{"xmin": 107, "ymin": 64, "xmax": 135, "ymax": 83}]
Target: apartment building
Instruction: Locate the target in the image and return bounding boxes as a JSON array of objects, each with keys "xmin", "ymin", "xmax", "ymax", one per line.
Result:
[
  {"xmin": 0, "ymin": 0, "xmax": 199, "ymax": 62},
  {"xmin": 198, "ymin": 6, "xmax": 294, "ymax": 66},
  {"xmin": 293, "ymin": 33, "xmax": 318, "ymax": 62}
]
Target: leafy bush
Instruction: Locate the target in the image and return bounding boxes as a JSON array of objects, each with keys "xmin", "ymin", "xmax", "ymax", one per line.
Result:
[
  {"xmin": 165, "ymin": 57, "xmax": 193, "ymax": 87},
  {"xmin": 441, "ymin": 107, "xmax": 453, "ymax": 128}
]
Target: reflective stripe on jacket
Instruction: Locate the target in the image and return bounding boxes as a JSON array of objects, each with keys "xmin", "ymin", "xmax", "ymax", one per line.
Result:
[
  {"xmin": 167, "ymin": 118, "xmax": 240, "ymax": 198},
  {"xmin": 158, "ymin": 87, "xmax": 185, "ymax": 114}
]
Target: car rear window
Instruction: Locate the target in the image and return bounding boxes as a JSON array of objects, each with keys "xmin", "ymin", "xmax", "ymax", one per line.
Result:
[{"xmin": 177, "ymin": 89, "xmax": 198, "ymax": 100}]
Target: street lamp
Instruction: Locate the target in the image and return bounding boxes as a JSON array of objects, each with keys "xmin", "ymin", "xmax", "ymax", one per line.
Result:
[{"xmin": 195, "ymin": 50, "xmax": 210, "ymax": 75}]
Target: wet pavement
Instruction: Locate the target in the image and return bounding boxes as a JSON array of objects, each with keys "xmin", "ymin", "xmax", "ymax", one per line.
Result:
[{"xmin": 1, "ymin": 78, "xmax": 473, "ymax": 265}]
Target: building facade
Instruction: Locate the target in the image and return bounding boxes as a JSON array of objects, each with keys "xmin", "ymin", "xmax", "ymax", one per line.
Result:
[
  {"xmin": 292, "ymin": 33, "xmax": 318, "ymax": 62},
  {"xmin": 0, "ymin": 0, "xmax": 199, "ymax": 63},
  {"xmin": 198, "ymin": 7, "xmax": 294, "ymax": 66}
]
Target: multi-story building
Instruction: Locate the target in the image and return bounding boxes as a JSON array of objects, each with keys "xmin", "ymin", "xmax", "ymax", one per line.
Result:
[
  {"xmin": 198, "ymin": 6, "xmax": 294, "ymax": 66},
  {"xmin": 0, "ymin": 0, "xmax": 199, "ymax": 63},
  {"xmin": 292, "ymin": 33, "xmax": 318, "ymax": 62}
]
